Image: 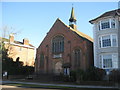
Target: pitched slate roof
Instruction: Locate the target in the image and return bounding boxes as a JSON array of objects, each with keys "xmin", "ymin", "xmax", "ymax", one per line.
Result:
[
  {"xmin": 58, "ymin": 18, "xmax": 93, "ymax": 42},
  {"xmin": 0, "ymin": 37, "xmax": 35, "ymax": 47},
  {"xmin": 89, "ymin": 9, "xmax": 120, "ymax": 24}
]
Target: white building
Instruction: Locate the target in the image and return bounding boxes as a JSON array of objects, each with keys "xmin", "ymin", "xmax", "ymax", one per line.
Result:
[{"xmin": 89, "ymin": 9, "xmax": 120, "ymax": 71}]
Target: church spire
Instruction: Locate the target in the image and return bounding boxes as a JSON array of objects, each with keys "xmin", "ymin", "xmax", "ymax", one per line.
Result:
[
  {"xmin": 69, "ymin": 7, "xmax": 76, "ymax": 23},
  {"xmin": 69, "ymin": 6, "xmax": 77, "ymax": 30}
]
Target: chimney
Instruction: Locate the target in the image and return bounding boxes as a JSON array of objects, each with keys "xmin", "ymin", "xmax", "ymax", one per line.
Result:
[
  {"xmin": 23, "ymin": 38, "xmax": 29, "ymax": 45},
  {"xmin": 9, "ymin": 34, "xmax": 14, "ymax": 43}
]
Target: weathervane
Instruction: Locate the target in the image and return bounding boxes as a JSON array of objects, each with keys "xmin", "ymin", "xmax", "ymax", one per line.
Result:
[{"xmin": 72, "ymin": 3, "xmax": 74, "ymax": 7}]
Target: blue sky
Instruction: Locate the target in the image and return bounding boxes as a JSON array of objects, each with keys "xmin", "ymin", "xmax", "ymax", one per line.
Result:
[{"xmin": 2, "ymin": 2, "xmax": 118, "ymax": 47}]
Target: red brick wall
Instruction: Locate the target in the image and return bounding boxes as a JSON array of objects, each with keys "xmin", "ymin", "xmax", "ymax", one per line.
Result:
[{"xmin": 35, "ymin": 19, "xmax": 94, "ymax": 74}]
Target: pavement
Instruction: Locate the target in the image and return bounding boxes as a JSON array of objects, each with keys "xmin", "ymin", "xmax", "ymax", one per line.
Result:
[
  {"xmin": 1, "ymin": 85, "xmax": 19, "ymax": 88},
  {"xmin": 1, "ymin": 80, "xmax": 119, "ymax": 89}
]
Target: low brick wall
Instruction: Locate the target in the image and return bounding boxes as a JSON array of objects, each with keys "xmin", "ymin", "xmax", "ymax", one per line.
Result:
[
  {"xmin": 8, "ymin": 75, "xmax": 26, "ymax": 79},
  {"xmin": 34, "ymin": 74, "xmax": 54, "ymax": 82}
]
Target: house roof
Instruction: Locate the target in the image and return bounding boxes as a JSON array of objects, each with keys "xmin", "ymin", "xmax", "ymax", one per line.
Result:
[
  {"xmin": 89, "ymin": 9, "xmax": 120, "ymax": 24},
  {"xmin": 58, "ymin": 18, "xmax": 93, "ymax": 42},
  {"xmin": 1, "ymin": 37, "xmax": 35, "ymax": 47}
]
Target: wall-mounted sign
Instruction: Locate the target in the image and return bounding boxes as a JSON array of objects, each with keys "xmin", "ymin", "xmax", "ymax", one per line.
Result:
[{"xmin": 53, "ymin": 54, "xmax": 62, "ymax": 58}]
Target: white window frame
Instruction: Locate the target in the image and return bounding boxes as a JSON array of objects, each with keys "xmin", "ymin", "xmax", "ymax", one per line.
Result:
[
  {"xmin": 64, "ymin": 68, "xmax": 70, "ymax": 76},
  {"xmin": 102, "ymin": 54, "xmax": 112, "ymax": 69},
  {"xmin": 111, "ymin": 18, "xmax": 116, "ymax": 28},
  {"xmin": 99, "ymin": 55, "xmax": 102, "ymax": 68},
  {"xmin": 98, "ymin": 34, "xmax": 118, "ymax": 48},
  {"xmin": 112, "ymin": 34, "xmax": 117, "ymax": 47},
  {"xmin": 100, "ymin": 53, "xmax": 118, "ymax": 69},
  {"xmin": 98, "ymin": 18, "xmax": 116, "ymax": 30}
]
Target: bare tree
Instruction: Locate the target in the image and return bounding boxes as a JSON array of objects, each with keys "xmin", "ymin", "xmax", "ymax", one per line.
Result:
[
  {"xmin": 1, "ymin": 25, "xmax": 22, "ymax": 61},
  {"xmin": 1, "ymin": 25, "xmax": 21, "ymax": 39}
]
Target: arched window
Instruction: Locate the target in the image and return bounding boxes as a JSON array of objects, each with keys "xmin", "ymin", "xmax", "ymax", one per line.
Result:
[
  {"xmin": 40, "ymin": 53, "xmax": 44, "ymax": 68},
  {"xmin": 52, "ymin": 35, "xmax": 64, "ymax": 53},
  {"xmin": 74, "ymin": 49, "xmax": 81, "ymax": 68}
]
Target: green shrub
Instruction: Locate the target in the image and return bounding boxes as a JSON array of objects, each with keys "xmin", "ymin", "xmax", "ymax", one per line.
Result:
[
  {"xmin": 70, "ymin": 69, "xmax": 85, "ymax": 82},
  {"xmin": 109, "ymin": 69, "xmax": 120, "ymax": 83},
  {"xmin": 69, "ymin": 67, "xmax": 106, "ymax": 82},
  {"xmin": 70, "ymin": 70, "xmax": 76, "ymax": 82},
  {"xmin": 84, "ymin": 67, "xmax": 106, "ymax": 81}
]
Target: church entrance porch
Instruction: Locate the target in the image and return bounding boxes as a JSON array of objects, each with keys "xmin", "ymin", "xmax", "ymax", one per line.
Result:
[{"xmin": 54, "ymin": 61, "xmax": 63, "ymax": 75}]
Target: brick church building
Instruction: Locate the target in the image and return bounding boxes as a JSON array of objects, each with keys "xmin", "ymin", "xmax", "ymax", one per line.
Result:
[{"xmin": 35, "ymin": 7, "xmax": 94, "ymax": 75}]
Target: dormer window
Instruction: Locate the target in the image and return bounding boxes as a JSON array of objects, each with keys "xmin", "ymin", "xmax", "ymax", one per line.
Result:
[
  {"xmin": 101, "ymin": 19, "xmax": 110, "ymax": 29},
  {"xmin": 99, "ymin": 18, "xmax": 116, "ymax": 30},
  {"xmin": 111, "ymin": 19, "xmax": 115, "ymax": 28}
]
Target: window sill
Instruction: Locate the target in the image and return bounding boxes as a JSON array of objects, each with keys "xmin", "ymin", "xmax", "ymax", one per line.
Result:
[
  {"xmin": 99, "ymin": 46, "xmax": 118, "ymax": 49},
  {"xmin": 99, "ymin": 28, "xmax": 116, "ymax": 31}
]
